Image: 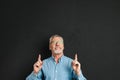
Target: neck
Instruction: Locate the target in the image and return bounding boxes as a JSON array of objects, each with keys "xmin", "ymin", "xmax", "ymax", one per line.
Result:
[{"xmin": 52, "ymin": 53, "xmax": 63, "ymax": 63}]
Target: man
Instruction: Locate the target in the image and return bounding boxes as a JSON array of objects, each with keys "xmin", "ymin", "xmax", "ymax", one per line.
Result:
[{"xmin": 26, "ymin": 34, "xmax": 87, "ymax": 80}]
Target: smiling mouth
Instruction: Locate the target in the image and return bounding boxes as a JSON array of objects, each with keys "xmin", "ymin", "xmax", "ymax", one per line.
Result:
[
  {"xmin": 55, "ymin": 47, "xmax": 61, "ymax": 50},
  {"xmin": 54, "ymin": 49, "xmax": 62, "ymax": 54}
]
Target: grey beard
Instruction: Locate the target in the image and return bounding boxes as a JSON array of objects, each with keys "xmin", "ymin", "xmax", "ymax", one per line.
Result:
[{"xmin": 54, "ymin": 50, "xmax": 62, "ymax": 54}]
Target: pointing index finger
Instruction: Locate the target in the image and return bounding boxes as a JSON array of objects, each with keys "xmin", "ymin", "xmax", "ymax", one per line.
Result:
[
  {"xmin": 38, "ymin": 54, "xmax": 41, "ymax": 62},
  {"xmin": 75, "ymin": 53, "xmax": 78, "ymax": 61}
]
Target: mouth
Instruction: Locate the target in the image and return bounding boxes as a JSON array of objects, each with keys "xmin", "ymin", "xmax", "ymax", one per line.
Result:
[
  {"xmin": 55, "ymin": 46, "xmax": 60, "ymax": 49},
  {"xmin": 53, "ymin": 49, "xmax": 62, "ymax": 54}
]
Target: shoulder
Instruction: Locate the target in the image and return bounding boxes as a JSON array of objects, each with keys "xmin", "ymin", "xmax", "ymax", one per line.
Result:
[
  {"xmin": 62, "ymin": 55, "xmax": 73, "ymax": 62},
  {"xmin": 41, "ymin": 57, "xmax": 53, "ymax": 68},
  {"xmin": 43, "ymin": 57, "xmax": 52, "ymax": 63}
]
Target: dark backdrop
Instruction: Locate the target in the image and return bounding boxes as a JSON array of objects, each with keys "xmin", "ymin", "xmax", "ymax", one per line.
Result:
[{"xmin": 1, "ymin": 0, "xmax": 120, "ymax": 80}]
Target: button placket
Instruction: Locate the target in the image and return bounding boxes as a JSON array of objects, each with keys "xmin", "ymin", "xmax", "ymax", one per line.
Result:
[{"xmin": 54, "ymin": 63, "xmax": 57, "ymax": 80}]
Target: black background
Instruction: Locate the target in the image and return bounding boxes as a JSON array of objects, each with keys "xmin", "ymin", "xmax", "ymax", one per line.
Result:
[{"xmin": 1, "ymin": 0, "xmax": 120, "ymax": 80}]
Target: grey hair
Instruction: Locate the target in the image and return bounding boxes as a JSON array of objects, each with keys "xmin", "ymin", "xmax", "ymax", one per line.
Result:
[{"xmin": 49, "ymin": 34, "xmax": 64, "ymax": 44}]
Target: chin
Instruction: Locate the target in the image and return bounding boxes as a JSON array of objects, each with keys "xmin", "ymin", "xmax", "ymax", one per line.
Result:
[
  {"xmin": 54, "ymin": 52, "xmax": 61, "ymax": 54},
  {"xmin": 54, "ymin": 50, "xmax": 62, "ymax": 54}
]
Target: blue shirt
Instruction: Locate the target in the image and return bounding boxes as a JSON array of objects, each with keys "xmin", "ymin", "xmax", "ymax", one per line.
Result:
[{"xmin": 26, "ymin": 55, "xmax": 87, "ymax": 80}]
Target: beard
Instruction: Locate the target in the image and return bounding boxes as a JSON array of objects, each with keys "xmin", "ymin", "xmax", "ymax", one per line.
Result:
[{"xmin": 53, "ymin": 49, "xmax": 63, "ymax": 54}]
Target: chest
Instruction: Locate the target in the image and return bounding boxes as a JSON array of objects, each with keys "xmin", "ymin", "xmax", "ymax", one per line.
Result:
[{"xmin": 43, "ymin": 61, "xmax": 73, "ymax": 80}]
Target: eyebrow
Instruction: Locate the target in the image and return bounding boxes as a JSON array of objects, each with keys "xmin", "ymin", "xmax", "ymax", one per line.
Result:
[{"xmin": 50, "ymin": 40, "xmax": 63, "ymax": 43}]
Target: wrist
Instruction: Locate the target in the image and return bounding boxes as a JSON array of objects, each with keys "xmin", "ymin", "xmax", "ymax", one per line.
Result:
[
  {"xmin": 33, "ymin": 71, "xmax": 38, "ymax": 75},
  {"xmin": 75, "ymin": 70, "xmax": 80, "ymax": 76}
]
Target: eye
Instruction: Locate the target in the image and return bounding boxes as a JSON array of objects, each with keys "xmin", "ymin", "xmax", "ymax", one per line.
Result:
[
  {"xmin": 51, "ymin": 41, "xmax": 56, "ymax": 44},
  {"xmin": 51, "ymin": 41, "xmax": 63, "ymax": 44}
]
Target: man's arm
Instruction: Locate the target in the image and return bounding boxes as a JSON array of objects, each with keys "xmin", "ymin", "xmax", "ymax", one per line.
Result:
[
  {"xmin": 26, "ymin": 70, "xmax": 43, "ymax": 80},
  {"xmin": 26, "ymin": 54, "xmax": 43, "ymax": 80},
  {"xmin": 73, "ymin": 70, "xmax": 87, "ymax": 80},
  {"xmin": 72, "ymin": 54, "xmax": 87, "ymax": 80}
]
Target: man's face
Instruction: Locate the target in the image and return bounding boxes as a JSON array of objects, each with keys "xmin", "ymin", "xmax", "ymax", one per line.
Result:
[{"xmin": 49, "ymin": 37, "xmax": 64, "ymax": 54}]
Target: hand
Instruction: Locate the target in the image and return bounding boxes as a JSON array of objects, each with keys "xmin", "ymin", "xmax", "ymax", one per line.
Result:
[
  {"xmin": 33, "ymin": 54, "xmax": 43, "ymax": 74},
  {"xmin": 72, "ymin": 54, "xmax": 81, "ymax": 76}
]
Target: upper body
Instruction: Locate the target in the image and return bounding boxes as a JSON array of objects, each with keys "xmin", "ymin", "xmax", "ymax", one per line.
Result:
[
  {"xmin": 26, "ymin": 34, "xmax": 87, "ymax": 80},
  {"xmin": 26, "ymin": 55, "xmax": 86, "ymax": 80}
]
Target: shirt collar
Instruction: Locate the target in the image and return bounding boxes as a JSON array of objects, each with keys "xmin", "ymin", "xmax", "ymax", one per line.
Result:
[{"xmin": 51, "ymin": 54, "xmax": 64, "ymax": 63}]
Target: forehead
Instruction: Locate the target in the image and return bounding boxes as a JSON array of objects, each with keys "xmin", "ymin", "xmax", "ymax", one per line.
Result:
[{"xmin": 51, "ymin": 37, "xmax": 63, "ymax": 41}]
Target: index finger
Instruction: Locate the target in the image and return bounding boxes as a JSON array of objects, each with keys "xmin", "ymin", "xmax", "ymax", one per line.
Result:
[
  {"xmin": 75, "ymin": 53, "xmax": 78, "ymax": 61},
  {"xmin": 38, "ymin": 54, "xmax": 41, "ymax": 61}
]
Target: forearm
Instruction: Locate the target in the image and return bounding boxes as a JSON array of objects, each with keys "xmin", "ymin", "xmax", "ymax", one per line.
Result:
[
  {"xmin": 73, "ymin": 70, "xmax": 87, "ymax": 80},
  {"xmin": 26, "ymin": 71, "xmax": 42, "ymax": 80}
]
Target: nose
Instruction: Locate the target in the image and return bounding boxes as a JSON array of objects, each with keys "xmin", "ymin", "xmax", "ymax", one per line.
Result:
[{"xmin": 56, "ymin": 42, "xmax": 59, "ymax": 46}]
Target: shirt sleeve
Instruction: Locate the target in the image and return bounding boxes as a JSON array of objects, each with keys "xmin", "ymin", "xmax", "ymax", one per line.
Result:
[
  {"xmin": 26, "ymin": 70, "xmax": 43, "ymax": 80},
  {"xmin": 73, "ymin": 70, "xmax": 87, "ymax": 80}
]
